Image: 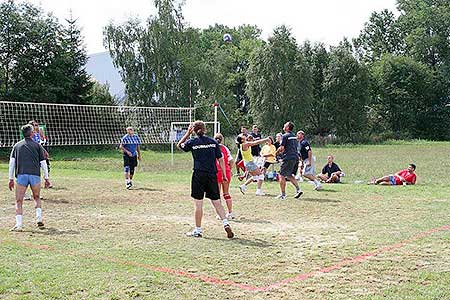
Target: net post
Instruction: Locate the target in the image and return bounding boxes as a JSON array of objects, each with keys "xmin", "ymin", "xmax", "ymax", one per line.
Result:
[{"xmin": 213, "ymin": 101, "xmax": 219, "ymax": 135}]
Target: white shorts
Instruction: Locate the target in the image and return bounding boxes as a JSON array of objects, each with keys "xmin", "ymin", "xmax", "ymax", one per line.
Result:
[{"xmin": 302, "ymin": 158, "xmax": 316, "ymax": 175}]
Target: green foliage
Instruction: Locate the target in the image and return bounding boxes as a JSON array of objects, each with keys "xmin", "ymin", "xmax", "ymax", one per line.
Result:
[
  {"xmin": 300, "ymin": 41, "xmax": 332, "ymax": 135},
  {"xmin": 0, "ymin": 1, "xmax": 92, "ymax": 104},
  {"xmin": 104, "ymin": 0, "xmax": 188, "ymax": 107},
  {"xmin": 371, "ymin": 54, "xmax": 449, "ymax": 139},
  {"xmin": 353, "ymin": 9, "xmax": 405, "ymax": 63},
  {"xmin": 246, "ymin": 26, "xmax": 313, "ymax": 135},
  {"xmin": 323, "ymin": 40, "xmax": 370, "ymax": 142},
  {"xmin": 88, "ymin": 81, "xmax": 119, "ymax": 106}
]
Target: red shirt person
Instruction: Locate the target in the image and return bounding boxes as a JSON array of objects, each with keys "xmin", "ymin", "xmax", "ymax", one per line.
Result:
[{"xmin": 370, "ymin": 164, "xmax": 417, "ymax": 186}]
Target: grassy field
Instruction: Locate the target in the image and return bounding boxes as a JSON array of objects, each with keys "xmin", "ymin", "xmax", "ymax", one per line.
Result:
[{"xmin": 0, "ymin": 141, "xmax": 449, "ymax": 300}]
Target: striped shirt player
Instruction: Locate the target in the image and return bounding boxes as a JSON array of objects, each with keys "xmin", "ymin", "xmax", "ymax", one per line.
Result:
[
  {"xmin": 177, "ymin": 121, "xmax": 234, "ymax": 239},
  {"xmin": 119, "ymin": 127, "xmax": 142, "ymax": 189}
]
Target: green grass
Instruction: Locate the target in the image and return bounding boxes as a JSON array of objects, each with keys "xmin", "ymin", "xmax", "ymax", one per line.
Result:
[{"xmin": 1, "ymin": 143, "xmax": 449, "ymax": 299}]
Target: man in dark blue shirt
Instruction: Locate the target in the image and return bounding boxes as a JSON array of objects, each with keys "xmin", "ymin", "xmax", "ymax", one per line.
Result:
[
  {"xmin": 297, "ymin": 130, "xmax": 322, "ymax": 190},
  {"xmin": 249, "ymin": 124, "xmax": 262, "ymax": 157},
  {"xmin": 120, "ymin": 127, "xmax": 142, "ymax": 189},
  {"xmin": 318, "ymin": 155, "xmax": 343, "ymax": 183},
  {"xmin": 275, "ymin": 121, "xmax": 302, "ymax": 200},
  {"xmin": 178, "ymin": 121, "xmax": 234, "ymax": 239}
]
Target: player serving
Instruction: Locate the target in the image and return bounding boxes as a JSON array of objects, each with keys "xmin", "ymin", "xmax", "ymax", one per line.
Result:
[{"xmin": 177, "ymin": 121, "xmax": 234, "ymax": 238}]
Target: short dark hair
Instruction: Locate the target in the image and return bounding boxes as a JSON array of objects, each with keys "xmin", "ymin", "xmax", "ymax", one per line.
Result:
[
  {"xmin": 287, "ymin": 122, "xmax": 294, "ymax": 131},
  {"xmin": 21, "ymin": 124, "xmax": 33, "ymax": 138},
  {"xmin": 409, "ymin": 163, "xmax": 416, "ymax": 170}
]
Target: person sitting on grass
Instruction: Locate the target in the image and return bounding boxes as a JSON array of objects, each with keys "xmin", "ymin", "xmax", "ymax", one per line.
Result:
[
  {"xmin": 369, "ymin": 164, "xmax": 417, "ymax": 186},
  {"xmin": 318, "ymin": 155, "xmax": 344, "ymax": 183}
]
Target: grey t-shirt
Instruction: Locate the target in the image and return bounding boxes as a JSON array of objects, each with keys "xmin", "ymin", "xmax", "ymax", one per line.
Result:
[{"xmin": 10, "ymin": 138, "xmax": 45, "ymax": 177}]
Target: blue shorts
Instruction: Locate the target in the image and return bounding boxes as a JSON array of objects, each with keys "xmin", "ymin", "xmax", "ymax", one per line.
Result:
[
  {"xmin": 389, "ymin": 175, "xmax": 397, "ymax": 185},
  {"xmin": 244, "ymin": 161, "xmax": 258, "ymax": 172},
  {"xmin": 16, "ymin": 174, "xmax": 41, "ymax": 187}
]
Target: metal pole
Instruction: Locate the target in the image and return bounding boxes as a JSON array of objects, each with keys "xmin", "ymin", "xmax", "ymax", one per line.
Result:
[{"xmin": 214, "ymin": 101, "xmax": 219, "ymax": 135}]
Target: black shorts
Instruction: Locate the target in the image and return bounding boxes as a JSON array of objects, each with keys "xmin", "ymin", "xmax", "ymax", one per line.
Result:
[
  {"xmin": 191, "ymin": 171, "xmax": 220, "ymax": 200},
  {"xmin": 123, "ymin": 155, "xmax": 138, "ymax": 169},
  {"xmin": 280, "ymin": 159, "xmax": 299, "ymax": 177}
]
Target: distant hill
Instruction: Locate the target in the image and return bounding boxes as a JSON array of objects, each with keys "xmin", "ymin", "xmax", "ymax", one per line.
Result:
[{"xmin": 86, "ymin": 51, "xmax": 125, "ymax": 100}]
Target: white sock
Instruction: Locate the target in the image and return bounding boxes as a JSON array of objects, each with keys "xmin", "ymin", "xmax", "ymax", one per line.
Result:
[
  {"xmin": 222, "ymin": 219, "xmax": 229, "ymax": 226},
  {"xmin": 314, "ymin": 180, "xmax": 320, "ymax": 186},
  {"xmin": 16, "ymin": 215, "xmax": 23, "ymax": 227},
  {"xmin": 36, "ymin": 208, "xmax": 42, "ymax": 220},
  {"xmin": 256, "ymin": 188, "xmax": 261, "ymax": 193},
  {"xmin": 296, "ymin": 187, "xmax": 302, "ymax": 193},
  {"xmin": 195, "ymin": 227, "xmax": 202, "ymax": 232}
]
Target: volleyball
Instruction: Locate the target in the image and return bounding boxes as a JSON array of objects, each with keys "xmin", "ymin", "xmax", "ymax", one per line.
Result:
[{"xmin": 223, "ymin": 33, "xmax": 232, "ymax": 43}]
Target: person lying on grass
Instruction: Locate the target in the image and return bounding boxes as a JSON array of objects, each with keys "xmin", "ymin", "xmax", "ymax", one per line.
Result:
[{"xmin": 369, "ymin": 164, "xmax": 417, "ymax": 186}]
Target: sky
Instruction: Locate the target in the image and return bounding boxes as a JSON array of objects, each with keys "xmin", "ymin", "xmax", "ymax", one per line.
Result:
[{"xmin": 29, "ymin": 0, "xmax": 398, "ymax": 55}]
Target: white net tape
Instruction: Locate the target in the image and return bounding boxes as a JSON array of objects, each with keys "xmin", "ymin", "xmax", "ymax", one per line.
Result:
[{"xmin": 0, "ymin": 101, "xmax": 194, "ymax": 147}]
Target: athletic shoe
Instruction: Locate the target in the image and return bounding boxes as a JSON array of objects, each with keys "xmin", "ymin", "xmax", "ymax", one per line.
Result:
[
  {"xmin": 24, "ymin": 193, "xmax": 31, "ymax": 201},
  {"xmin": 10, "ymin": 225, "xmax": 23, "ymax": 232},
  {"xmin": 224, "ymin": 224, "xmax": 234, "ymax": 238},
  {"xmin": 294, "ymin": 190, "xmax": 303, "ymax": 199},
  {"xmin": 186, "ymin": 230, "xmax": 202, "ymax": 238},
  {"xmin": 275, "ymin": 194, "xmax": 287, "ymax": 200},
  {"xmin": 239, "ymin": 185, "xmax": 246, "ymax": 194},
  {"xmin": 255, "ymin": 190, "xmax": 265, "ymax": 196},
  {"xmin": 37, "ymin": 220, "xmax": 44, "ymax": 228},
  {"xmin": 226, "ymin": 212, "xmax": 236, "ymax": 220},
  {"xmin": 314, "ymin": 184, "xmax": 323, "ymax": 191},
  {"xmin": 126, "ymin": 182, "xmax": 132, "ymax": 190}
]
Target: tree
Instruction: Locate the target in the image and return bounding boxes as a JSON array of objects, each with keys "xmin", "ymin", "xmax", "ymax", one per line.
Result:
[
  {"xmin": 104, "ymin": 0, "xmax": 188, "ymax": 107},
  {"xmin": 246, "ymin": 25, "xmax": 313, "ymax": 134},
  {"xmin": 0, "ymin": 1, "xmax": 92, "ymax": 104},
  {"xmin": 323, "ymin": 40, "xmax": 370, "ymax": 142},
  {"xmin": 0, "ymin": 1, "xmax": 61, "ymax": 101},
  {"xmin": 89, "ymin": 81, "xmax": 119, "ymax": 106},
  {"xmin": 397, "ymin": 0, "xmax": 450, "ymax": 69},
  {"xmin": 371, "ymin": 54, "xmax": 449, "ymax": 139},
  {"xmin": 353, "ymin": 9, "xmax": 405, "ymax": 63},
  {"xmin": 300, "ymin": 41, "xmax": 332, "ymax": 135}
]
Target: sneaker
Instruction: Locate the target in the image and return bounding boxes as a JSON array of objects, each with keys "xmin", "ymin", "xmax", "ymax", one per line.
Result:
[
  {"xmin": 275, "ymin": 194, "xmax": 287, "ymax": 200},
  {"xmin": 239, "ymin": 185, "xmax": 246, "ymax": 194},
  {"xmin": 314, "ymin": 184, "xmax": 323, "ymax": 191},
  {"xmin": 37, "ymin": 220, "xmax": 44, "ymax": 228},
  {"xmin": 224, "ymin": 224, "xmax": 234, "ymax": 238},
  {"xmin": 126, "ymin": 182, "xmax": 132, "ymax": 190},
  {"xmin": 255, "ymin": 190, "xmax": 265, "ymax": 196},
  {"xmin": 10, "ymin": 225, "xmax": 23, "ymax": 232},
  {"xmin": 294, "ymin": 190, "xmax": 303, "ymax": 199},
  {"xmin": 24, "ymin": 193, "xmax": 31, "ymax": 201},
  {"xmin": 226, "ymin": 212, "xmax": 235, "ymax": 220},
  {"xmin": 186, "ymin": 230, "xmax": 202, "ymax": 238}
]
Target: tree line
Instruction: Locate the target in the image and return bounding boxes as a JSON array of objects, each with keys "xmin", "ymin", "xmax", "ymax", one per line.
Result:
[
  {"xmin": 1, "ymin": 0, "xmax": 449, "ymax": 141},
  {"xmin": 0, "ymin": 0, "xmax": 116, "ymax": 106}
]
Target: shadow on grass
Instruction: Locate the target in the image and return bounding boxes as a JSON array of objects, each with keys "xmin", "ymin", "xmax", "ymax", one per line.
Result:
[
  {"xmin": 205, "ymin": 236, "xmax": 273, "ymax": 248},
  {"xmin": 41, "ymin": 198, "xmax": 70, "ymax": 204},
  {"xmin": 131, "ymin": 187, "xmax": 164, "ymax": 192},
  {"xmin": 301, "ymin": 198, "xmax": 341, "ymax": 203},
  {"xmin": 232, "ymin": 218, "xmax": 272, "ymax": 224},
  {"xmin": 28, "ymin": 227, "xmax": 80, "ymax": 236}
]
